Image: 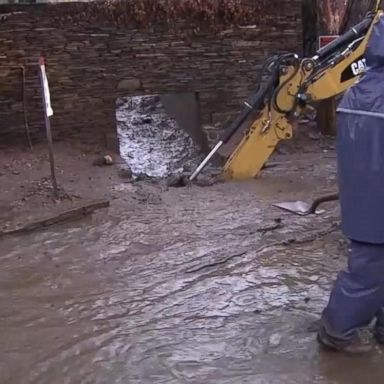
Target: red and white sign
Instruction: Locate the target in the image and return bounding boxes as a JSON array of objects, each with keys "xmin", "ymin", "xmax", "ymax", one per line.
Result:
[{"xmin": 318, "ymin": 35, "xmax": 339, "ymax": 49}]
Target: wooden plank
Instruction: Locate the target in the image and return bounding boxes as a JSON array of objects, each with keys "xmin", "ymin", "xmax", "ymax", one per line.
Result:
[{"xmin": 0, "ymin": 199, "xmax": 110, "ymax": 237}]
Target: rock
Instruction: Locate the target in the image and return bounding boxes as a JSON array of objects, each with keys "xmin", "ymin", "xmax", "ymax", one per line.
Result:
[
  {"xmin": 104, "ymin": 155, "xmax": 113, "ymax": 165},
  {"xmin": 118, "ymin": 167, "xmax": 133, "ymax": 179},
  {"xmin": 134, "ymin": 173, "xmax": 153, "ymax": 182},
  {"xmin": 12, "ymin": 170, "xmax": 20, "ymax": 175},
  {"xmin": 93, "ymin": 155, "xmax": 113, "ymax": 167},
  {"xmin": 194, "ymin": 175, "xmax": 216, "ymax": 187},
  {"xmin": 268, "ymin": 333, "xmax": 282, "ymax": 348},
  {"xmin": 166, "ymin": 175, "xmax": 189, "ymax": 188},
  {"xmin": 142, "ymin": 117, "xmax": 153, "ymax": 124}
]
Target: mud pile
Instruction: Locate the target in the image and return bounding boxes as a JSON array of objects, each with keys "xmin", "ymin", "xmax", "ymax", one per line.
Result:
[{"xmin": 116, "ymin": 95, "xmax": 202, "ymax": 178}]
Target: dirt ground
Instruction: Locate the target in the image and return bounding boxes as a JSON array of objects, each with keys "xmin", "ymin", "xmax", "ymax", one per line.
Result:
[
  {"xmin": 0, "ymin": 140, "xmax": 127, "ymax": 232},
  {"xmin": 1, "ymin": 133, "xmax": 384, "ymax": 384},
  {"xmin": 0, "ymin": 123, "xmax": 334, "ymax": 232}
]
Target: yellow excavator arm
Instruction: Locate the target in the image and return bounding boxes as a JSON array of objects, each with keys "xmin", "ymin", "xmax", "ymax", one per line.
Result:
[{"xmin": 190, "ymin": 6, "xmax": 383, "ymax": 181}]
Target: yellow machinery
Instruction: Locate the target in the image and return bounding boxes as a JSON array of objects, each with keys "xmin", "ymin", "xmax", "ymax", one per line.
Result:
[{"xmin": 190, "ymin": 3, "xmax": 383, "ymax": 181}]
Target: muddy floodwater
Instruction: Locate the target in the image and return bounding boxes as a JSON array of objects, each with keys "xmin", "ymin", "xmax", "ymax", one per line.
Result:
[{"xmin": 1, "ymin": 153, "xmax": 384, "ymax": 384}]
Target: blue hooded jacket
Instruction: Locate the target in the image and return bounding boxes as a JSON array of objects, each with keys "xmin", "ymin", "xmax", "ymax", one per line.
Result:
[{"xmin": 337, "ymin": 14, "xmax": 384, "ymax": 243}]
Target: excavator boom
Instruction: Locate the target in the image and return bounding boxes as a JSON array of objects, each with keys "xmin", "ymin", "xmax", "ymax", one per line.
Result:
[{"xmin": 190, "ymin": 7, "xmax": 382, "ymax": 181}]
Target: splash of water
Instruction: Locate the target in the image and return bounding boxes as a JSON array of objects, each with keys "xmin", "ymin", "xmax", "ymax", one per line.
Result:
[{"xmin": 116, "ymin": 95, "xmax": 200, "ymax": 178}]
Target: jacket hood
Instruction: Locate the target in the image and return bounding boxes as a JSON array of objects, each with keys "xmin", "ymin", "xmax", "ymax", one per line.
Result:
[{"xmin": 365, "ymin": 15, "xmax": 384, "ymax": 69}]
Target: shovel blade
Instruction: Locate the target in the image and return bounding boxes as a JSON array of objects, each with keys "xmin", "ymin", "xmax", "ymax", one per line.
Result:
[
  {"xmin": 273, "ymin": 201, "xmax": 311, "ymax": 216},
  {"xmin": 272, "ymin": 201, "xmax": 325, "ymax": 216}
]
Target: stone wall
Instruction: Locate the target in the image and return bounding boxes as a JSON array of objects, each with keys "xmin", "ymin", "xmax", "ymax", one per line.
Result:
[{"xmin": 0, "ymin": 2, "xmax": 302, "ymax": 151}]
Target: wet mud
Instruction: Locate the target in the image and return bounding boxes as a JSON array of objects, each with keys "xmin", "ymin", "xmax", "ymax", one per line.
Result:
[{"xmin": 1, "ymin": 147, "xmax": 384, "ymax": 384}]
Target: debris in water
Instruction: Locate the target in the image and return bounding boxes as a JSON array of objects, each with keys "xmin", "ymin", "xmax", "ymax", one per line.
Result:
[{"xmin": 269, "ymin": 333, "xmax": 282, "ymax": 347}]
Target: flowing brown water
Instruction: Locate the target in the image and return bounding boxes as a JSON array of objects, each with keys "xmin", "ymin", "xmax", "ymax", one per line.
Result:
[{"xmin": 1, "ymin": 173, "xmax": 383, "ymax": 384}]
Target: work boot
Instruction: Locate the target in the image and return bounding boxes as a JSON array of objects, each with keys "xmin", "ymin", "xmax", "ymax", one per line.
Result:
[
  {"xmin": 374, "ymin": 308, "xmax": 384, "ymax": 345},
  {"xmin": 317, "ymin": 326, "xmax": 374, "ymax": 354},
  {"xmin": 373, "ymin": 327, "xmax": 384, "ymax": 345}
]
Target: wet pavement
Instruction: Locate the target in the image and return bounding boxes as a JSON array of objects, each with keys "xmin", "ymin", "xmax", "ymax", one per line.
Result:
[{"xmin": 1, "ymin": 153, "xmax": 384, "ymax": 384}]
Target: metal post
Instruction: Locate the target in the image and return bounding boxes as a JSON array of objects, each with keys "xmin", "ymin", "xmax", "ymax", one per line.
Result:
[{"xmin": 38, "ymin": 56, "xmax": 58, "ymax": 198}]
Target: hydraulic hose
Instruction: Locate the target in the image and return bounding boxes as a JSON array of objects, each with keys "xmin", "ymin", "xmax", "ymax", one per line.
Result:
[
  {"xmin": 315, "ymin": 13, "xmax": 375, "ymax": 61},
  {"xmin": 271, "ymin": 57, "xmax": 301, "ymax": 114},
  {"xmin": 221, "ymin": 53, "xmax": 296, "ymax": 144},
  {"xmin": 220, "ymin": 70, "xmax": 278, "ymax": 144}
]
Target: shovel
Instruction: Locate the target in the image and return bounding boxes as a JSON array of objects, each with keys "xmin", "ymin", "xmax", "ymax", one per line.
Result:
[{"xmin": 272, "ymin": 193, "xmax": 339, "ymax": 216}]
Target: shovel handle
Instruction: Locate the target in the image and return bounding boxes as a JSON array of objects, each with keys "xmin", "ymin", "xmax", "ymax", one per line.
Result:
[{"xmin": 310, "ymin": 193, "xmax": 339, "ymax": 213}]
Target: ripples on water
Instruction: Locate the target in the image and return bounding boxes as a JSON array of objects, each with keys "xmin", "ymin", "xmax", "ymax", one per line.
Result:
[{"xmin": 2, "ymin": 148, "xmax": 382, "ymax": 383}]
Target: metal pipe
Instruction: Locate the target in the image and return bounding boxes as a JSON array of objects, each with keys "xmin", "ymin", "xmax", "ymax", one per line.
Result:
[
  {"xmin": 189, "ymin": 141, "xmax": 223, "ymax": 181},
  {"xmin": 38, "ymin": 57, "xmax": 58, "ymax": 198}
]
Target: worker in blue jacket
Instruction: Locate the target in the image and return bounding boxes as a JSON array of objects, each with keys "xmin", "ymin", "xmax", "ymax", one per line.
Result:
[{"xmin": 317, "ymin": 15, "xmax": 384, "ymax": 354}]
